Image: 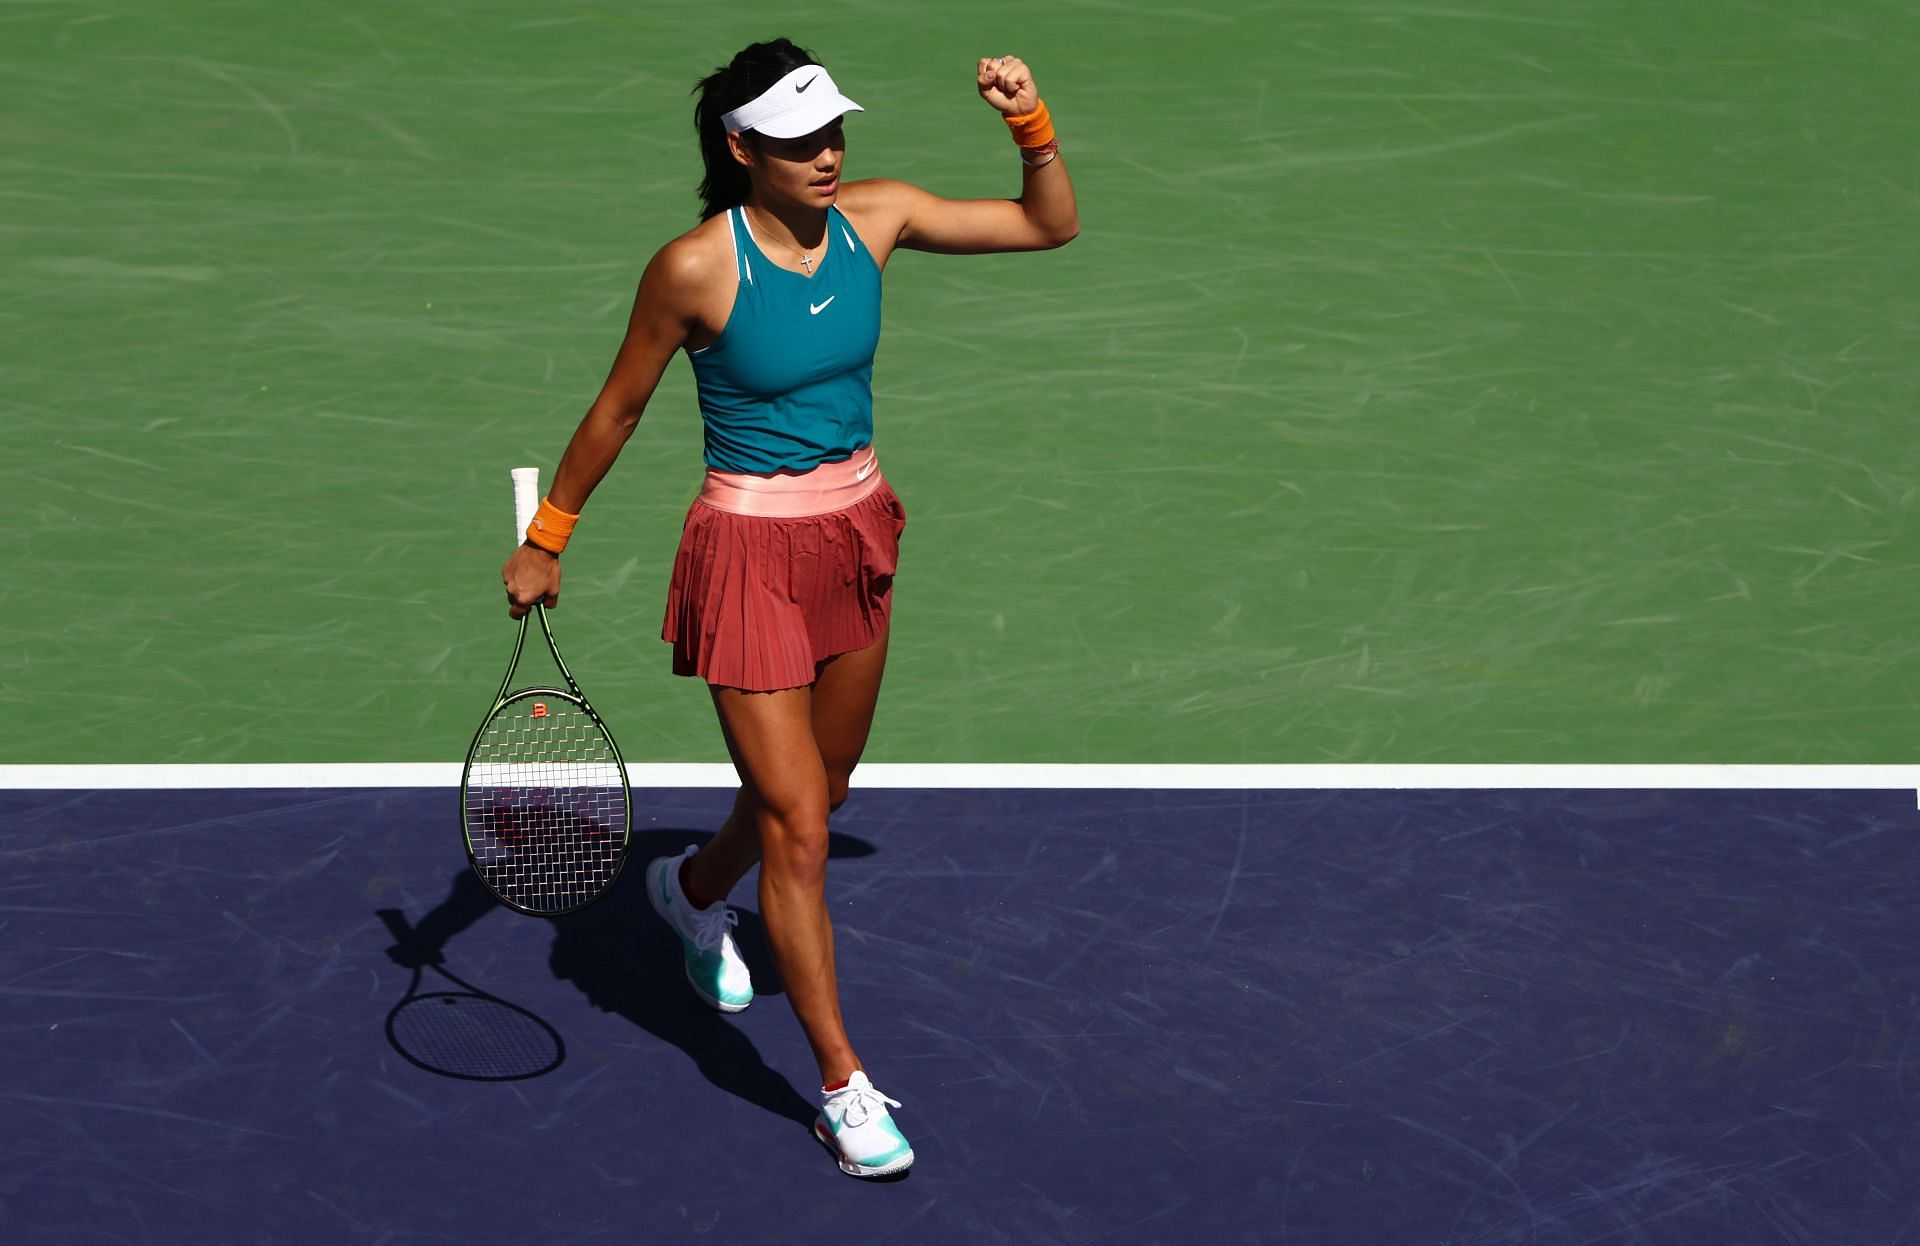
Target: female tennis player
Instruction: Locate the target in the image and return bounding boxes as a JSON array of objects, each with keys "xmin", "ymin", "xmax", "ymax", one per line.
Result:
[{"xmin": 501, "ymin": 38, "xmax": 1077, "ymax": 1178}]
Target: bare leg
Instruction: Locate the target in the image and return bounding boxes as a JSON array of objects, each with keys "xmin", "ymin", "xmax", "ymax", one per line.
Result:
[
  {"xmin": 694, "ymin": 627, "xmax": 891, "ymax": 1086},
  {"xmin": 678, "ymin": 785, "xmax": 762, "ymax": 910},
  {"xmin": 811, "ymin": 627, "xmax": 889, "ymax": 812},
  {"xmin": 685, "ymin": 627, "xmax": 891, "ymax": 907}
]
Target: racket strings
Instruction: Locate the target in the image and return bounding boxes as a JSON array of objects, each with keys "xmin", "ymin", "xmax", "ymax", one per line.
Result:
[{"xmin": 463, "ymin": 696, "xmax": 627, "ymax": 914}]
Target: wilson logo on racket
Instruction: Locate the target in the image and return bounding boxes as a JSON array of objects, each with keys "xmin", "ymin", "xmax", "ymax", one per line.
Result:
[{"xmin": 532, "ymin": 703, "xmax": 548, "ymax": 719}]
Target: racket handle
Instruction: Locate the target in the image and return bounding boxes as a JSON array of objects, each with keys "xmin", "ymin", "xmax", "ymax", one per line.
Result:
[{"xmin": 511, "ymin": 467, "xmax": 540, "ymax": 549}]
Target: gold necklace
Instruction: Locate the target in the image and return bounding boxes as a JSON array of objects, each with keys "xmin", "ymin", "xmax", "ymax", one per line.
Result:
[{"xmin": 749, "ymin": 207, "xmax": 823, "ymax": 273}]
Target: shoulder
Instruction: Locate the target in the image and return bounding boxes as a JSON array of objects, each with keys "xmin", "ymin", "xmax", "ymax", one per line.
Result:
[
  {"xmin": 645, "ymin": 213, "xmax": 736, "ymax": 299},
  {"xmin": 619, "ymin": 213, "xmax": 739, "ymax": 345},
  {"xmin": 838, "ymin": 178, "xmax": 929, "ymax": 217},
  {"xmin": 836, "ymin": 179, "xmax": 931, "ymax": 268}
]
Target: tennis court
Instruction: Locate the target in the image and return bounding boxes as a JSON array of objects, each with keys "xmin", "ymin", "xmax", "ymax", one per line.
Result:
[{"xmin": 6, "ymin": 1, "xmax": 1917, "ymax": 1242}]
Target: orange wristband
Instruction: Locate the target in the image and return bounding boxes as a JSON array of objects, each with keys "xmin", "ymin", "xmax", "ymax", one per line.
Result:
[
  {"xmin": 524, "ymin": 496, "xmax": 579, "ymax": 554},
  {"xmin": 1004, "ymin": 99, "xmax": 1054, "ymax": 150}
]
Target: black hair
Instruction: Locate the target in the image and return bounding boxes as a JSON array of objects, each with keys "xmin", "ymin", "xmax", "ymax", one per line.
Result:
[{"xmin": 692, "ymin": 38, "xmax": 822, "ymax": 221}]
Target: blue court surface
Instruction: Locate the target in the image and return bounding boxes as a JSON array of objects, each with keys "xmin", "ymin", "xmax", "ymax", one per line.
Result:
[{"xmin": 5, "ymin": 785, "xmax": 1916, "ymax": 1244}]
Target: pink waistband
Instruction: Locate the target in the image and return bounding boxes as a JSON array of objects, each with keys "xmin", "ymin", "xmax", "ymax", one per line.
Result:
[{"xmin": 696, "ymin": 444, "xmax": 883, "ymax": 518}]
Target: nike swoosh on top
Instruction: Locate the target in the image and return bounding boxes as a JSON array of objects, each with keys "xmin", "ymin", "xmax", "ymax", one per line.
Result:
[
  {"xmin": 797, "ymin": 75, "xmax": 819, "ymax": 93},
  {"xmin": 810, "ymin": 296, "xmax": 835, "ymax": 315}
]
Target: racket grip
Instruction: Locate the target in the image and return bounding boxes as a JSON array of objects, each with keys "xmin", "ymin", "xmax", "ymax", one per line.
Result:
[{"xmin": 511, "ymin": 467, "xmax": 540, "ymax": 549}]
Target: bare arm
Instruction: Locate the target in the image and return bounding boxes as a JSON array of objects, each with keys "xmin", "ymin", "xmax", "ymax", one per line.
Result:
[
  {"xmin": 549, "ymin": 246, "xmax": 702, "ymax": 508},
  {"xmin": 502, "ymin": 240, "xmax": 708, "ymax": 616},
  {"xmin": 841, "ymin": 56, "xmax": 1079, "ymax": 261}
]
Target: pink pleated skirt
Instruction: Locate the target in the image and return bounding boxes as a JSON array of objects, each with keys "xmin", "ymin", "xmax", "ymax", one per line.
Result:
[{"xmin": 661, "ymin": 445, "xmax": 906, "ymax": 692}]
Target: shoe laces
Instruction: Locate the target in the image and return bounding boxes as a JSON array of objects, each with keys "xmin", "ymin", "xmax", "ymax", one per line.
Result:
[
  {"xmin": 830, "ymin": 1081, "xmax": 902, "ymax": 1129},
  {"xmin": 687, "ymin": 902, "xmax": 737, "ymax": 953}
]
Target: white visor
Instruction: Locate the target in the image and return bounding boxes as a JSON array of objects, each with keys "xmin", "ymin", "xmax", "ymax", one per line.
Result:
[{"xmin": 721, "ymin": 64, "xmax": 862, "ymax": 139}]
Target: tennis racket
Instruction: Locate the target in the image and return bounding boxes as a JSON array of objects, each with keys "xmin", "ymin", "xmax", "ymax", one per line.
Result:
[{"xmin": 459, "ymin": 467, "xmax": 631, "ymax": 916}]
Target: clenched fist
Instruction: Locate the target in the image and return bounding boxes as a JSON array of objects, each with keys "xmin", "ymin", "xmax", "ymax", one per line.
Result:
[{"xmin": 977, "ymin": 55, "xmax": 1040, "ymax": 116}]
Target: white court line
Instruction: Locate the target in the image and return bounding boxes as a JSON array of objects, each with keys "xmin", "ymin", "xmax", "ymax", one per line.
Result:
[{"xmin": 0, "ymin": 763, "xmax": 1916, "ymax": 803}]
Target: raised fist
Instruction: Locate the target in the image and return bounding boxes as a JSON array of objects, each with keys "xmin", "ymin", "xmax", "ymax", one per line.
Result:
[{"xmin": 977, "ymin": 55, "xmax": 1039, "ymax": 116}]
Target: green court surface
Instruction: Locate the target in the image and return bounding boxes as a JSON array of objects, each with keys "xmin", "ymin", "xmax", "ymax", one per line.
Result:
[{"xmin": 6, "ymin": 1, "xmax": 1915, "ymax": 766}]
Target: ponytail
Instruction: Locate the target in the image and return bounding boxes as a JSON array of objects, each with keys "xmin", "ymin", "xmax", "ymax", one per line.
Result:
[{"xmin": 692, "ymin": 38, "xmax": 822, "ymax": 220}]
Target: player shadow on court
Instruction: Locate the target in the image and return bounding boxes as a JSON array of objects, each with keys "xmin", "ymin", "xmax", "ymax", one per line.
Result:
[
  {"xmin": 546, "ymin": 827, "xmax": 877, "ymax": 1129},
  {"xmin": 379, "ymin": 829, "xmax": 878, "ymax": 1128}
]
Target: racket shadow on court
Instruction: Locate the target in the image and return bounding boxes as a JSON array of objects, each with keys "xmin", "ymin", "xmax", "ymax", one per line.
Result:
[
  {"xmin": 547, "ymin": 827, "xmax": 877, "ymax": 1129},
  {"xmin": 377, "ymin": 882, "xmax": 567, "ymax": 1082}
]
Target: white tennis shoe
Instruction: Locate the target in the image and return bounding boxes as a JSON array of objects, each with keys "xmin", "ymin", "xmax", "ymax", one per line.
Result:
[
  {"xmin": 645, "ymin": 846, "xmax": 753, "ymax": 1013},
  {"xmin": 814, "ymin": 1071, "xmax": 914, "ymax": 1178}
]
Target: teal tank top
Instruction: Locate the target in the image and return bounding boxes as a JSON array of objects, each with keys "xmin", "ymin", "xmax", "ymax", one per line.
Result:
[{"xmin": 687, "ymin": 205, "xmax": 883, "ymax": 474}]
